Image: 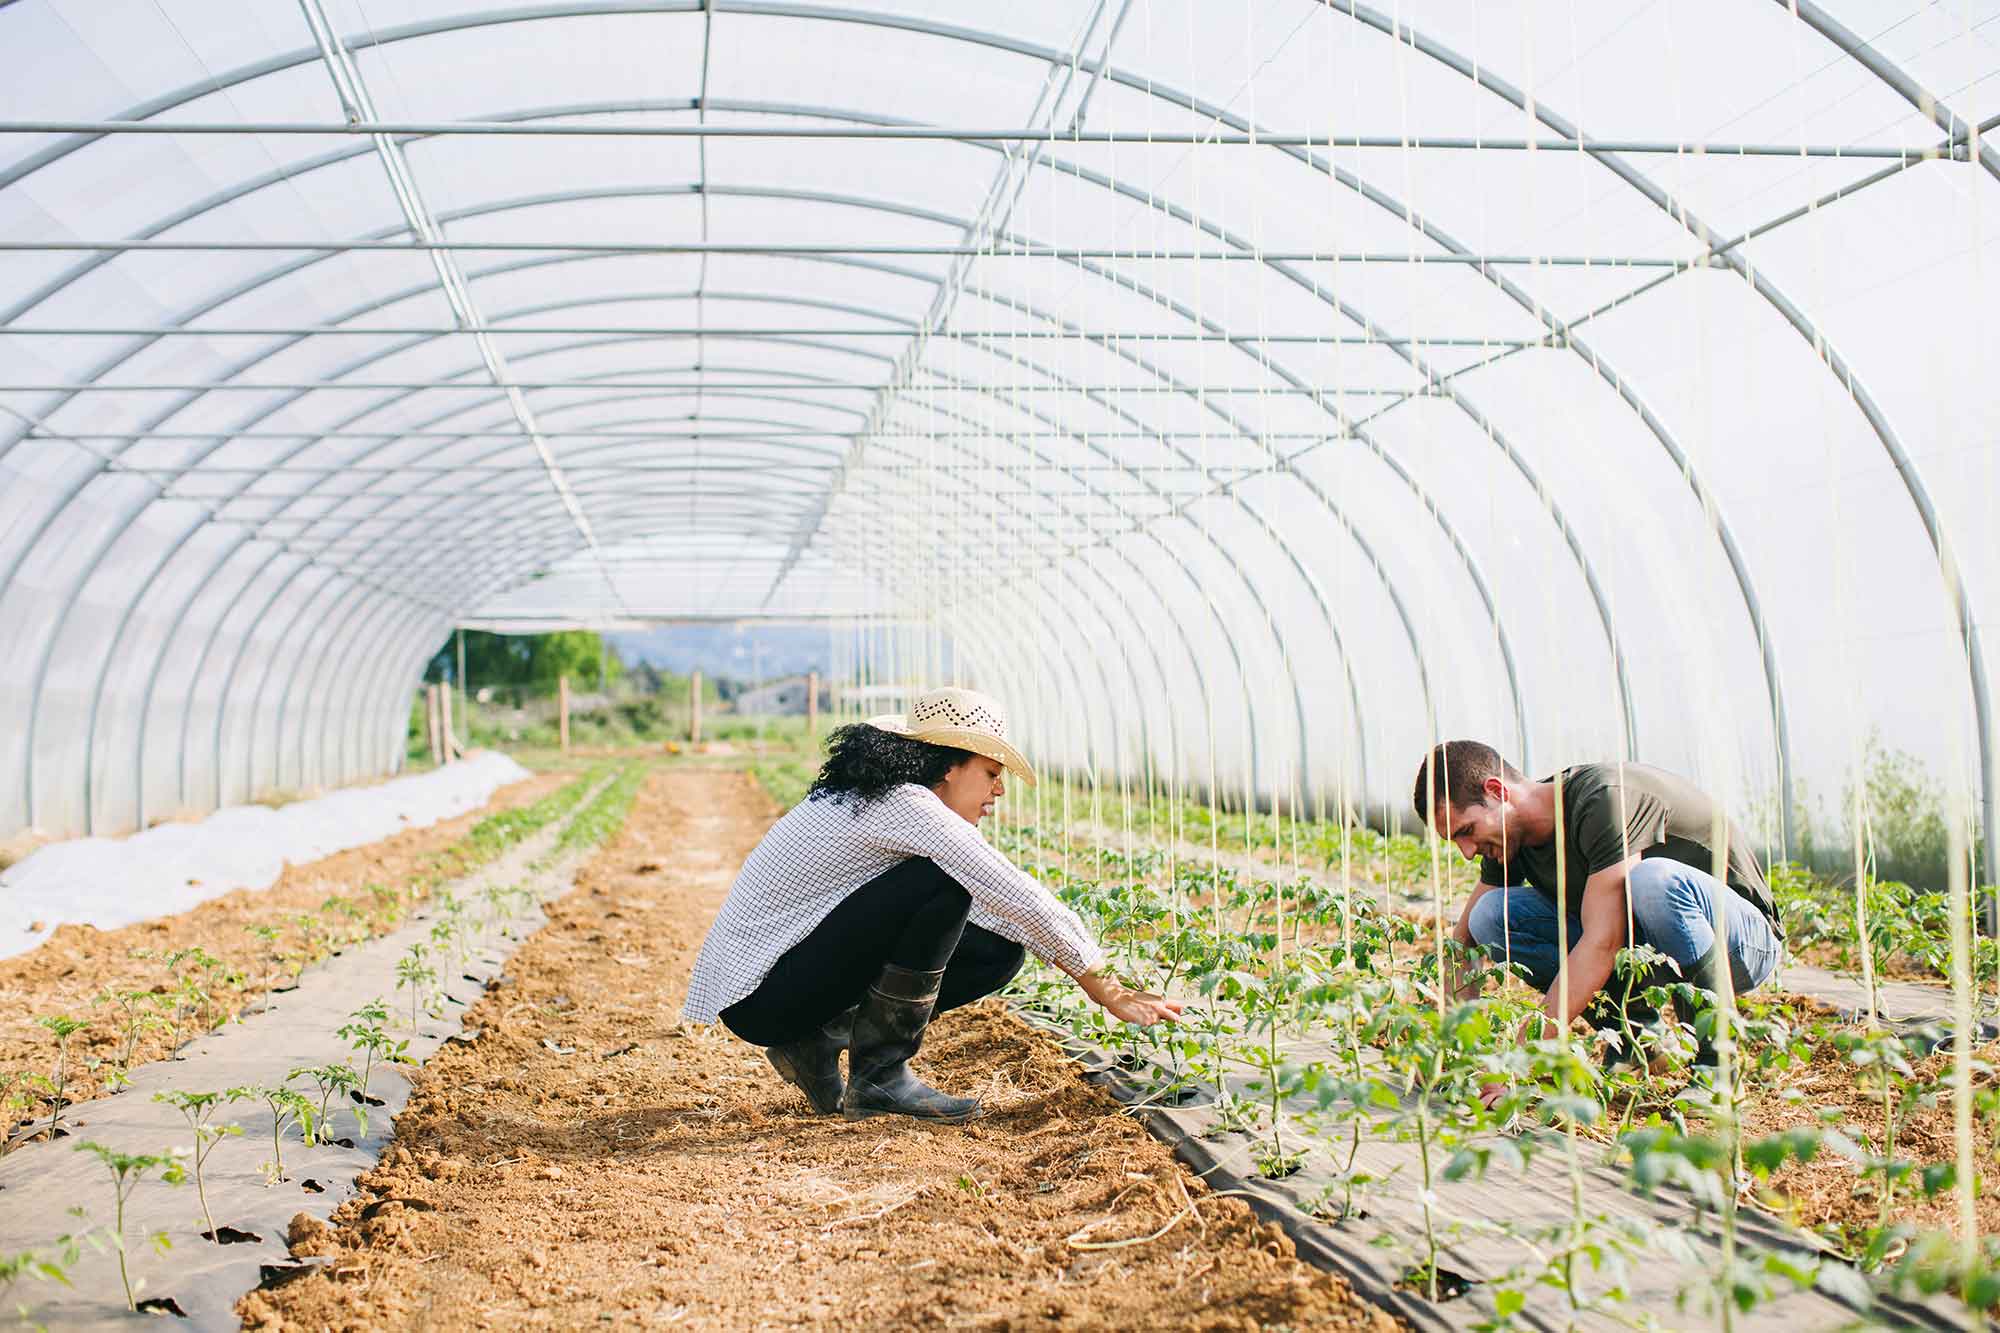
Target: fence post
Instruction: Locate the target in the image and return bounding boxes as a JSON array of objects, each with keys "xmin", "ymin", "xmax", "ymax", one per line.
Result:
[
  {"xmin": 807, "ymin": 671, "xmax": 819, "ymax": 739},
  {"xmin": 426, "ymin": 684, "xmax": 443, "ymax": 768},
  {"xmin": 558, "ymin": 675, "xmax": 571, "ymax": 754},
  {"xmin": 690, "ymin": 671, "xmax": 703, "ymax": 747},
  {"xmin": 439, "ymin": 673, "xmax": 456, "ymax": 764}
]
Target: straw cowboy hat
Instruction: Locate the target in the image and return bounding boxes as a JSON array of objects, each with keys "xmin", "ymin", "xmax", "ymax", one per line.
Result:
[{"xmin": 866, "ymin": 687, "xmax": 1038, "ymax": 785}]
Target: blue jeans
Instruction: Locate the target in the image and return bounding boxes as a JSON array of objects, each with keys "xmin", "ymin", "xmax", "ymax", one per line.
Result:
[{"xmin": 1465, "ymin": 858, "xmax": 1782, "ymax": 998}]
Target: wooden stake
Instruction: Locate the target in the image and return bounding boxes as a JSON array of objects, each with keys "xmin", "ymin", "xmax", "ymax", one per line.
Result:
[
  {"xmin": 439, "ymin": 673, "xmax": 457, "ymax": 764},
  {"xmin": 558, "ymin": 675, "xmax": 571, "ymax": 753},
  {"xmin": 425, "ymin": 684, "xmax": 443, "ymax": 768},
  {"xmin": 690, "ymin": 671, "xmax": 703, "ymax": 746},
  {"xmin": 807, "ymin": 671, "xmax": 819, "ymax": 738}
]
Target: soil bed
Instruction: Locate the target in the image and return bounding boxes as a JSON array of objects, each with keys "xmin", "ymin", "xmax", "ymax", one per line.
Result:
[
  {"xmin": 0, "ymin": 771, "xmax": 565, "ymax": 1124},
  {"xmin": 241, "ymin": 768, "xmax": 1397, "ymax": 1331}
]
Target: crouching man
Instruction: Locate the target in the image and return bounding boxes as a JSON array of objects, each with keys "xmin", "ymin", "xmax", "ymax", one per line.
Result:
[{"xmin": 1413, "ymin": 741, "xmax": 1785, "ymax": 1092}]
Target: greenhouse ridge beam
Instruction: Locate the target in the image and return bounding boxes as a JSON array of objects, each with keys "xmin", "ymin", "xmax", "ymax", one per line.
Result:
[
  {"xmin": 0, "ymin": 328, "xmax": 1548, "ymax": 347},
  {"xmin": 455, "ymin": 611, "xmax": 903, "ymax": 627},
  {"xmin": 0, "ymin": 381, "xmax": 1443, "ymax": 394},
  {"xmin": 0, "ymin": 240, "xmax": 1694, "ymax": 265},
  {"xmin": 0, "ymin": 118, "xmax": 1959, "ymax": 160}
]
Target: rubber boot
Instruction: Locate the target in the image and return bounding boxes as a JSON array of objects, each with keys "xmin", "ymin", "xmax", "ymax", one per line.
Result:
[
  {"xmin": 766, "ymin": 1007, "xmax": 855, "ymax": 1116},
  {"xmin": 1589, "ymin": 988, "xmax": 1662, "ymax": 1073},
  {"xmin": 842, "ymin": 964, "xmax": 982, "ymax": 1123}
]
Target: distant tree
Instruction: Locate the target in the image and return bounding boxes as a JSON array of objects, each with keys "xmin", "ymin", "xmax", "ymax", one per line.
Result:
[{"xmin": 424, "ymin": 630, "xmax": 622, "ymax": 691}]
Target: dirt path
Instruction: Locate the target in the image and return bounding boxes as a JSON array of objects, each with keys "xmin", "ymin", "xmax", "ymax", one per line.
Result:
[
  {"xmin": 241, "ymin": 768, "xmax": 1397, "ymax": 1331},
  {"xmin": 0, "ymin": 771, "xmax": 566, "ymax": 1126}
]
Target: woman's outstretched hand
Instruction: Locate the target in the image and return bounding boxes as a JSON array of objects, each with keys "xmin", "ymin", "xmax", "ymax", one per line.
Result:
[{"xmin": 1078, "ymin": 970, "xmax": 1183, "ymax": 1026}]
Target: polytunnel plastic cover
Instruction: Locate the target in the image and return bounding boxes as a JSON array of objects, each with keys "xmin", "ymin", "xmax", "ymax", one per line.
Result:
[{"xmin": 0, "ymin": 0, "xmax": 1993, "ymax": 883}]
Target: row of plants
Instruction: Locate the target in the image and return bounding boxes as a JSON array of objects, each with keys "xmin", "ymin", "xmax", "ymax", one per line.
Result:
[
  {"xmin": 992, "ymin": 817, "xmax": 1999, "ymax": 1327},
  {"xmin": 4, "ymin": 761, "xmax": 652, "ymax": 1322},
  {"xmin": 0, "ymin": 768, "xmax": 611, "ymax": 1146},
  {"xmin": 1011, "ymin": 781, "xmax": 1996, "ymax": 992},
  {"xmin": 1, "ymin": 991, "xmax": 412, "ymax": 1320}
]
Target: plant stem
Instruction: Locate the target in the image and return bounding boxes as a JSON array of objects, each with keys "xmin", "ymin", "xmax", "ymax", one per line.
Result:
[
  {"xmin": 114, "ymin": 1176, "xmax": 134, "ymax": 1310},
  {"xmin": 48, "ymin": 1038, "xmax": 66, "ymax": 1137},
  {"xmin": 1416, "ymin": 1094, "xmax": 1436, "ymax": 1303},
  {"xmin": 196, "ymin": 1140, "xmax": 215, "ymax": 1237}
]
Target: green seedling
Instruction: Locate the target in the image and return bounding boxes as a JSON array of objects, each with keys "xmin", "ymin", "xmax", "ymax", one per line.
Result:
[
  {"xmin": 364, "ymin": 880, "xmax": 404, "ymax": 928},
  {"xmin": 96, "ymin": 987, "xmax": 167, "ymax": 1078},
  {"xmin": 321, "ymin": 893, "xmax": 369, "ymax": 945},
  {"xmin": 0, "ymin": 1221, "xmax": 98, "ymax": 1325},
  {"xmin": 0, "ymin": 1071, "xmax": 38, "ymax": 1155},
  {"xmin": 290, "ymin": 1063, "xmax": 365, "ymax": 1138},
  {"xmin": 337, "ymin": 998, "xmax": 409, "ymax": 1101},
  {"xmin": 226, "ymin": 1085, "xmax": 315, "ymax": 1184},
  {"xmin": 152, "ymin": 1090, "xmax": 242, "ymax": 1239},
  {"xmin": 73, "ymin": 1141, "xmax": 182, "ymax": 1311},
  {"xmin": 35, "ymin": 1015, "xmax": 88, "ymax": 1138},
  {"xmin": 396, "ymin": 942, "xmax": 438, "ymax": 1031}
]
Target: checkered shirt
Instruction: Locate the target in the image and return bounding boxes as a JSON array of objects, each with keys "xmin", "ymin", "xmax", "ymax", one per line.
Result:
[{"xmin": 681, "ymin": 783, "xmax": 1105, "ymax": 1024}]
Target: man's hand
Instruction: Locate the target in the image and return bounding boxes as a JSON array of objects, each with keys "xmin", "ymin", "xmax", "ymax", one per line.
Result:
[
  {"xmin": 1478, "ymin": 1078, "xmax": 1508, "ymax": 1111},
  {"xmin": 1078, "ymin": 970, "xmax": 1183, "ymax": 1026}
]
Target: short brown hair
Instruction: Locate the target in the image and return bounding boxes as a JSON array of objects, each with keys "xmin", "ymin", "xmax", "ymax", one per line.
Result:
[{"xmin": 1411, "ymin": 741, "xmax": 1523, "ymax": 823}]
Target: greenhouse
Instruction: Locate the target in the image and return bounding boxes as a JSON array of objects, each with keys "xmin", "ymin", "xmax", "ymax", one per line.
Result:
[{"xmin": 0, "ymin": 0, "xmax": 1996, "ymax": 1327}]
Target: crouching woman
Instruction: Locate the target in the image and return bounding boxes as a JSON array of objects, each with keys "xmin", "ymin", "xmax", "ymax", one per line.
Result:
[{"xmin": 682, "ymin": 687, "xmax": 1179, "ymax": 1123}]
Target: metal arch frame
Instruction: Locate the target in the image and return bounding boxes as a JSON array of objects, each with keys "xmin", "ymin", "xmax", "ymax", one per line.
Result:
[
  {"xmin": 76, "ymin": 504, "xmax": 215, "ymax": 829},
  {"xmin": 213, "ymin": 561, "xmax": 345, "ymax": 808},
  {"xmin": 828, "ymin": 398, "xmax": 1244, "ymax": 801},
  {"xmin": 809, "ymin": 354, "xmax": 1283, "ymax": 799},
  {"xmin": 50, "ymin": 274, "xmax": 1328, "ymax": 824},
  {"xmin": 133, "ymin": 530, "xmax": 257, "ymax": 826},
  {"xmin": 202, "ymin": 230, "xmax": 1393, "ymax": 797},
  {"xmin": 1318, "ymin": 0, "xmax": 1987, "ymax": 881},
  {"xmin": 426, "ymin": 367, "xmax": 1265, "ymax": 805},
  {"xmin": 409, "ymin": 314, "xmax": 1373, "ymax": 790},
  {"xmin": 44, "ymin": 226, "xmax": 1356, "ymax": 820},
  {"xmin": 1771, "ymin": 0, "xmax": 1997, "ymax": 885},
  {"xmin": 0, "ymin": 141, "xmax": 1673, "ymax": 834},
  {"xmin": 80, "ymin": 338, "xmax": 881, "ymax": 827},
  {"xmin": 285, "ymin": 584, "xmax": 407, "ymax": 792},
  {"xmin": 1, "ymin": 5, "xmax": 1950, "ymax": 835},
  {"xmin": 11, "ymin": 158, "xmax": 1392, "ymax": 832},
  {"xmin": 8, "ymin": 117, "xmax": 1528, "ymax": 808}
]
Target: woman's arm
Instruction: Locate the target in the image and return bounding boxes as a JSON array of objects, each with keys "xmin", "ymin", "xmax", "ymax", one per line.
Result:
[
  {"xmin": 1068, "ymin": 965, "xmax": 1183, "ymax": 1025},
  {"xmin": 879, "ymin": 789, "xmax": 1179, "ymax": 1025}
]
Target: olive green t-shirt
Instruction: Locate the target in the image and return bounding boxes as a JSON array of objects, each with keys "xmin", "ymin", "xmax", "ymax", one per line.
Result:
[{"xmin": 1476, "ymin": 763, "xmax": 1780, "ymax": 935}]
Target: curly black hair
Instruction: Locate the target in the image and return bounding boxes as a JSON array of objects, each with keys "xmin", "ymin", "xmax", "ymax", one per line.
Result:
[{"xmin": 807, "ymin": 722, "xmax": 975, "ymax": 808}]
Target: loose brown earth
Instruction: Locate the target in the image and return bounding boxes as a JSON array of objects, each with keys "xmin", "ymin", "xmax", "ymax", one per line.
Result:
[
  {"xmin": 0, "ymin": 771, "xmax": 566, "ymax": 1127},
  {"xmin": 1744, "ymin": 1021, "xmax": 2000, "ymax": 1246},
  {"xmin": 240, "ymin": 767, "xmax": 1398, "ymax": 1331}
]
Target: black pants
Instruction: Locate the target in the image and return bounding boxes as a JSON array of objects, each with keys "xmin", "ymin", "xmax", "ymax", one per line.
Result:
[{"xmin": 720, "ymin": 857, "xmax": 1027, "ymax": 1047}]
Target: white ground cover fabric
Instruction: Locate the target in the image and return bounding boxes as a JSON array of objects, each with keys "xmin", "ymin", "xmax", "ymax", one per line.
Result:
[{"xmin": 0, "ymin": 752, "xmax": 529, "ymax": 961}]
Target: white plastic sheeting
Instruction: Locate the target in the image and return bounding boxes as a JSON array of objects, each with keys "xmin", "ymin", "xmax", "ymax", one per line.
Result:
[
  {"xmin": 0, "ymin": 1, "xmax": 1995, "ymax": 877},
  {"xmin": 0, "ymin": 750, "xmax": 527, "ymax": 960}
]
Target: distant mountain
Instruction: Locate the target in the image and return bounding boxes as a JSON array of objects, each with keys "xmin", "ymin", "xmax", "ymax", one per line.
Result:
[{"xmin": 608, "ymin": 624, "xmax": 833, "ymax": 684}]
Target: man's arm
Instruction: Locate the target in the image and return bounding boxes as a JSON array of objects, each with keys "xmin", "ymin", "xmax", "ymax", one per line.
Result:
[{"xmin": 1530, "ymin": 855, "xmax": 1639, "ymax": 1035}]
